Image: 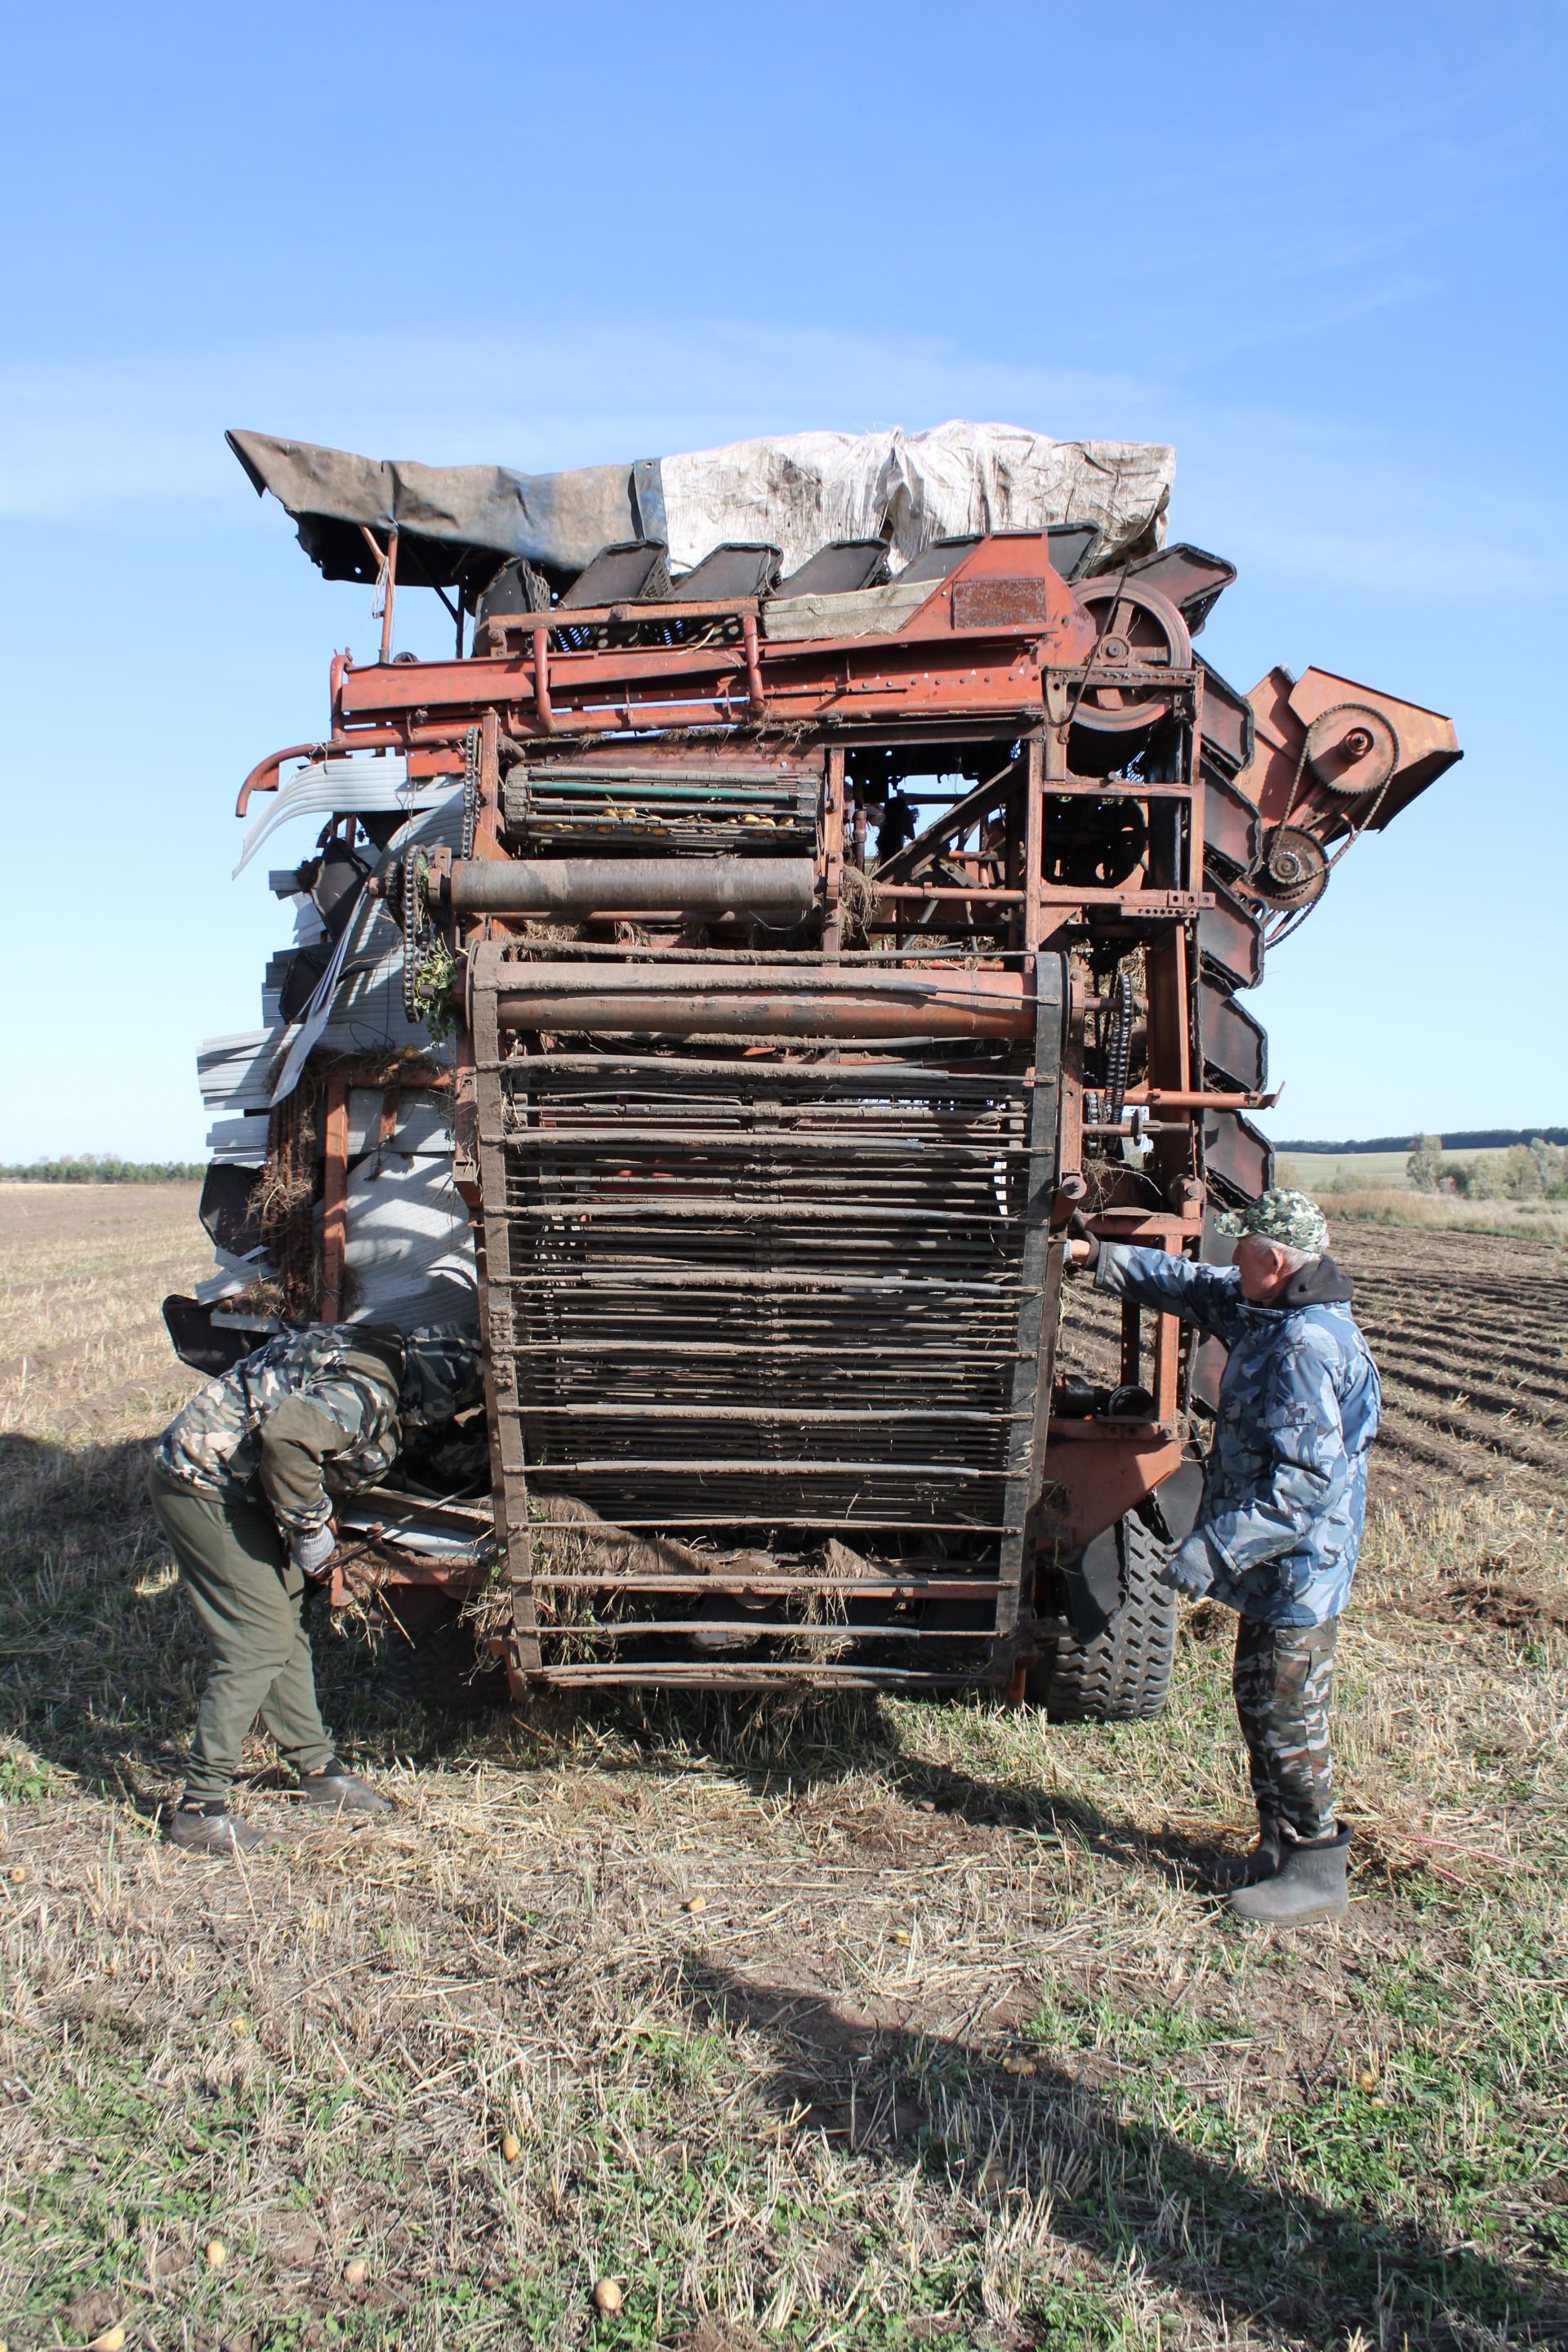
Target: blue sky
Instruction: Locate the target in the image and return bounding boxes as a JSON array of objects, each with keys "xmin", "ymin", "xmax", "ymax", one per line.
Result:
[{"xmin": 3, "ymin": 0, "xmax": 1563, "ymax": 1158}]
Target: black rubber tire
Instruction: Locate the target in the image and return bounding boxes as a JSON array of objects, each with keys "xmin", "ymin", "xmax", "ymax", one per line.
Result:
[
  {"xmin": 382, "ymin": 1599, "xmax": 510, "ymax": 1717},
  {"xmin": 1027, "ymin": 1510, "xmax": 1178, "ymax": 1722}
]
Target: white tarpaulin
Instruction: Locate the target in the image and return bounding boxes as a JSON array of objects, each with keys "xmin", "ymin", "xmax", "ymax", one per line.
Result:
[{"xmin": 662, "ymin": 421, "xmax": 1174, "ymax": 577}]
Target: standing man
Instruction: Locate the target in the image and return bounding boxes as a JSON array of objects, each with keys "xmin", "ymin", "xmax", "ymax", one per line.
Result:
[
  {"xmin": 1066, "ymin": 1191, "xmax": 1379, "ymax": 1926},
  {"xmin": 149, "ymin": 1321, "xmax": 485, "ymax": 1854}
]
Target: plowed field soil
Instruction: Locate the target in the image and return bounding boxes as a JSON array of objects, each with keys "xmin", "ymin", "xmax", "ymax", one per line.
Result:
[{"xmin": 1059, "ymin": 1221, "xmax": 1568, "ymax": 1510}]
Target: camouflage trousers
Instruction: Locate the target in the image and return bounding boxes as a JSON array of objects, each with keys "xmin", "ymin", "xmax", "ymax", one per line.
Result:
[{"xmin": 1232, "ymin": 1615, "xmax": 1339, "ymax": 1843}]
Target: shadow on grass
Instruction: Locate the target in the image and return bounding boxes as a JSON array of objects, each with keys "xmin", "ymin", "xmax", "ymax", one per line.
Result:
[
  {"xmin": 0, "ymin": 1423, "xmax": 1232, "ymax": 1895},
  {"xmin": 499, "ymin": 1677, "xmax": 1234, "ymax": 1889},
  {"xmin": 676, "ymin": 1955, "xmax": 1564, "ymax": 2352}
]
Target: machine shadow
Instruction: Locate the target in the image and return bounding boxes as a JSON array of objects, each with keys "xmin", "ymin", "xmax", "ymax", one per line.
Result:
[
  {"xmin": 565, "ymin": 1682, "xmax": 1227, "ymax": 1890},
  {"xmin": 0, "ymin": 1421, "xmax": 1212, "ymax": 1897},
  {"xmin": 674, "ymin": 1956, "xmax": 1557, "ymax": 2351}
]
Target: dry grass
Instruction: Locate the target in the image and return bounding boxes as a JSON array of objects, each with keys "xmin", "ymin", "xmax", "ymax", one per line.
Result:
[
  {"xmin": 1, "ymin": 1187, "xmax": 1566, "ymax": 2352},
  {"xmin": 1321, "ymin": 1189, "xmax": 1568, "ymax": 1246}
]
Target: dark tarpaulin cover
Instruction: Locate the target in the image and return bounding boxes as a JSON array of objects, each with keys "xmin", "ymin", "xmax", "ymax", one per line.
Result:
[
  {"xmin": 226, "ymin": 429, "xmax": 666, "ymax": 591},
  {"xmin": 229, "ymin": 421, "xmax": 1177, "ymax": 595}
]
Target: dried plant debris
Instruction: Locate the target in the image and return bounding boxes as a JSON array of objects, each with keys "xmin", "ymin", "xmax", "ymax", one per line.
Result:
[{"xmin": 0, "ymin": 1186, "xmax": 1565, "ymax": 2350}]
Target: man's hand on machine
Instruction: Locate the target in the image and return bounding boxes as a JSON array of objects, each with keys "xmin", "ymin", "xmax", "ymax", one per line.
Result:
[
  {"xmin": 1156, "ymin": 1535, "xmax": 1215, "ymax": 1602},
  {"xmin": 290, "ymin": 1521, "xmax": 338, "ymax": 1578},
  {"xmin": 1062, "ymin": 1209, "xmax": 1100, "ymax": 1272}
]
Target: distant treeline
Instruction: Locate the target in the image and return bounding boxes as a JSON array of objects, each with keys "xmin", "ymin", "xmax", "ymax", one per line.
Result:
[
  {"xmin": 0, "ymin": 1156, "xmax": 204, "ymax": 1184},
  {"xmin": 1279, "ymin": 1128, "xmax": 1568, "ymax": 1154}
]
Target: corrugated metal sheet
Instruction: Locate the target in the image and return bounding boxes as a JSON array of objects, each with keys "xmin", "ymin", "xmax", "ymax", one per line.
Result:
[
  {"xmin": 341, "ymin": 1152, "xmax": 475, "ymax": 1325},
  {"xmin": 197, "ymin": 1030, "xmax": 287, "ymax": 1108},
  {"xmin": 188, "ymin": 782, "xmax": 474, "ymax": 1332},
  {"xmin": 234, "ymin": 758, "xmax": 459, "ymax": 875}
]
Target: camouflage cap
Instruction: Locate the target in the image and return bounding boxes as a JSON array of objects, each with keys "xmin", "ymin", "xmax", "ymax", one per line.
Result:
[
  {"xmin": 1214, "ymin": 1187, "xmax": 1329, "ymax": 1254},
  {"xmin": 400, "ymin": 1323, "xmax": 486, "ymax": 1424}
]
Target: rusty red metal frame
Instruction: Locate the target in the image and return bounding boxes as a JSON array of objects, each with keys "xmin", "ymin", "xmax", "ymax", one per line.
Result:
[{"xmin": 275, "ymin": 528, "xmax": 1290, "ymax": 1699}]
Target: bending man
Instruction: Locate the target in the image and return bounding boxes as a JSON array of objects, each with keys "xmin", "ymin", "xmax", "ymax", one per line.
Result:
[
  {"xmin": 149, "ymin": 1321, "xmax": 484, "ymax": 1853},
  {"xmin": 1067, "ymin": 1190, "xmax": 1379, "ymax": 1926}
]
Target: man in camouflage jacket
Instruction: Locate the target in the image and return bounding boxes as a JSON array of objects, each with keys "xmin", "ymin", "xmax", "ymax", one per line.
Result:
[
  {"xmin": 149, "ymin": 1321, "xmax": 484, "ymax": 1853},
  {"xmin": 1067, "ymin": 1190, "xmax": 1380, "ymax": 1926}
]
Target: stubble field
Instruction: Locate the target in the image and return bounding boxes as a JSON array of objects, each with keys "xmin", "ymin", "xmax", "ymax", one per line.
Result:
[{"xmin": 0, "ymin": 1184, "xmax": 1564, "ymax": 2352}]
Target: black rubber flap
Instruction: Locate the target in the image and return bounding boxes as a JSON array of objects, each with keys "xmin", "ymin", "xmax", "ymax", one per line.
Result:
[
  {"xmin": 1126, "ymin": 543, "xmax": 1236, "ymax": 633},
  {"xmin": 311, "ymin": 844, "xmax": 372, "ymax": 942},
  {"xmin": 1197, "ymin": 978, "xmax": 1267, "ymax": 1093},
  {"xmin": 898, "ymin": 535, "xmax": 982, "ymax": 584},
  {"xmin": 1045, "ymin": 523, "xmax": 1102, "ymax": 580},
  {"xmin": 775, "ymin": 540, "xmax": 890, "ymax": 598},
  {"xmin": 1198, "ymin": 875, "xmax": 1265, "ymax": 990},
  {"xmin": 279, "ymin": 944, "xmax": 332, "ymax": 1022},
  {"xmin": 476, "ymin": 558, "xmax": 552, "ymax": 619},
  {"xmin": 1197, "ymin": 660, "xmax": 1256, "ymax": 776},
  {"xmin": 559, "ymin": 540, "xmax": 670, "ymax": 608},
  {"xmin": 198, "ymin": 1163, "xmax": 264, "ymax": 1258},
  {"xmin": 1145, "ymin": 1460, "xmax": 1205, "ymax": 1544},
  {"xmin": 1203, "ymin": 1110, "xmax": 1275, "ymax": 1206},
  {"xmin": 1064, "ymin": 1521, "xmax": 1122, "ymax": 1639},
  {"xmin": 163, "ymin": 1296, "xmax": 254, "ymax": 1378},
  {"xmin": 1203, "ymin": 768, "xmax": 1262, "ymax": 874},
  {"xmin": 669, "ymin": 543, "xmax": 782, "ymax": 601}
]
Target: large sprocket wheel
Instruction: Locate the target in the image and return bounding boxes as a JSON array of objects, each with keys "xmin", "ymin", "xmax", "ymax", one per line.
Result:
[
  {"xmin": 1304, "ymin": 702, "xmax": 1398, "ymax": 796},
  {"xmin": 1068, "ymin": 578, "xmax": 1192, "ymax": 735},
  {"xmin": 1252, "ymin": 823, "xmax": 1328, "ymax": 911}
]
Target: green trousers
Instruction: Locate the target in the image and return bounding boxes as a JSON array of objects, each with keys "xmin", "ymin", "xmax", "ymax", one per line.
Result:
[{"xmin": 147, "ymin": 1462, "xmax": 336, "ymax": 1802}]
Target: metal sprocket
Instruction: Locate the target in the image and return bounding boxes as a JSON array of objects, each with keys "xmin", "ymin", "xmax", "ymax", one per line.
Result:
[
  {"xmin": 1305, "ymin": 702, "xmax": 1398, "ymax": 796},
  {"xmin": 1252, "ymin": 824, "xmax": 1328, "ymax": 911}
]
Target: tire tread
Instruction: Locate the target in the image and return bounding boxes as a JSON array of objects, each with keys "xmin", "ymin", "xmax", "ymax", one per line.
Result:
[{"xmin": 1029, "ymin": 1510, "xmax": 1178, "ymax": 1722}]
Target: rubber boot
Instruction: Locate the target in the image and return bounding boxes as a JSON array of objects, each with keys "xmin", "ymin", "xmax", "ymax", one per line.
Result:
[
  {"xmin": 293, "ymin": 1763, "xmax": 394, "ymax": 1816},
  {"xmin": 1227, "ymin": 1827, "xmax": 1349, "ymax": 1927},
  {"xmin": 1205, "ymin": 1812, "xmax": 1283, "ymax": 1891},
  {"xmin": 163, "ymin": 1802, "xmax": 271, "ymax": 1855}
]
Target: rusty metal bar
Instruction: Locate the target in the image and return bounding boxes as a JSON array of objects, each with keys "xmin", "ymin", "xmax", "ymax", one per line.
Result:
[
  {"xmin": 506, "ymin": 1401, "xmax": 1028, "ymax": 1425},
  {"xmin": 993, "ymin": 963, "xmax": 1066, "ymax": 1646},
  {"xmin": 533, "ymin": 1662, "xmax": 1009, "ymax": 1688},
  {"xmin": 446, "ymin": 854, "xmax": 816, "ymax": 922},
  {"xmin": 521, "ymin": 1457, "xmax": 1011, "ymax": 1478},
  {"xmin": 1125, "ymin": 1088, "xmax": 1273, "ymax": 1109},
  {"xmin": 528, "ymin": 1620, "xmax": 990, "ymax": 1643},
  {"xmin": 379, "ymin": 528, "xmax": 398, "ymax": 665},
  {"xmin": 318, "ymin": 1074, "xmax": 350, "ymax": 1322},
  {"xmin": 529, "ymin": 1575, "xmax": 1002, "ymax": 1596},
  {"xmin": 492, "ymin": 966, "xmax": 1035, "ymax": 1040},
  {"xmin": 822, "ymin": 743, "xmax": 844, "ymax": 956},
  {"xmin": 742, "ymin": 610, "xmax": 768, "ymax": 718},
  {"xmin": 531, "ymin": 625, "xmax": 555, "ymax": 733},
  {"xmin": 873, "ymin": 884, "xmax": 1025, "ymax": 903},
  {"xmin": 1025, "ymin": 734, "xmax": 1047, "ymax": 949},
  {"xmin": 235, "ymin": 742, "xmax": 322, "ymax": 817},
  {"xmin": 519, "ymin": 1517, "xmax": 1020, "ymax": 1532}
]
